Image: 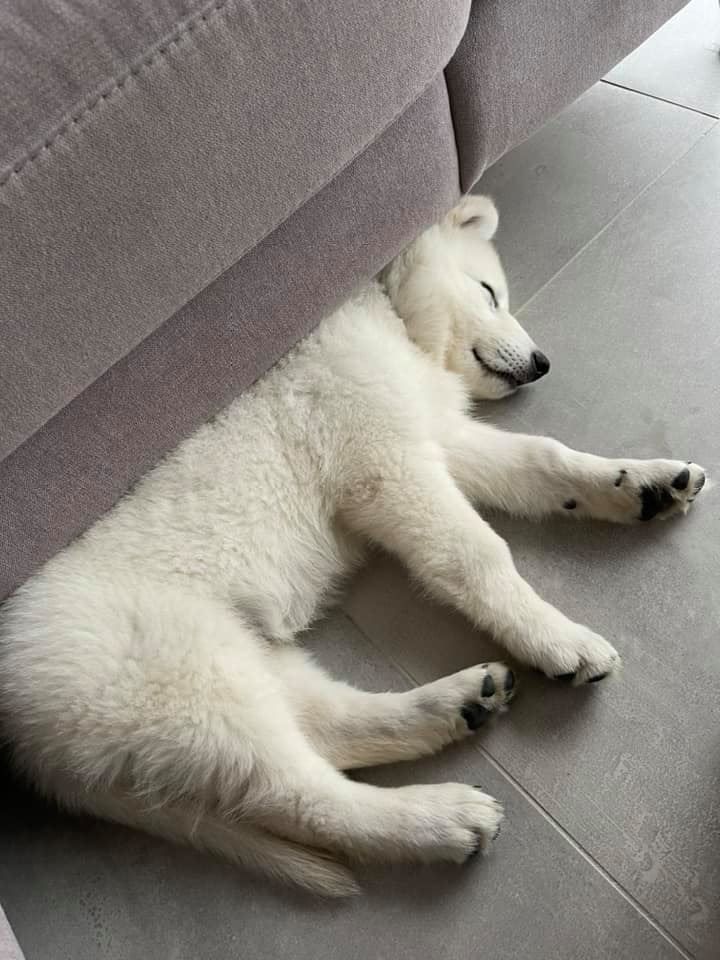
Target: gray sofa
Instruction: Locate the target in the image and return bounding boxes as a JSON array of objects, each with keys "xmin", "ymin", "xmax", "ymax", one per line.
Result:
[{"xmin": 0, "ymin": 0, "xmax": 687, "ymax": 604}]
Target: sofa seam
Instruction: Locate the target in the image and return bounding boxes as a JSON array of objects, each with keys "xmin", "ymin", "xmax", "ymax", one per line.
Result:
[
  {"xmin": 441, "ymin": 66, "xmax": 468, "ymax": 197},
  {"xmin": 0, "ymin": 0, "xmax": 232, "ymax": 188},
  {"xmin": 1, "ymin": 3, "xmax": 464, "ymax": 193}
]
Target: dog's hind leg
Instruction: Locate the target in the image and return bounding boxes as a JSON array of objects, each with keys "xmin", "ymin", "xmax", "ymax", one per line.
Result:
[
  {"xmin": 3, "ymin": 580, "xmax": 501, "ymax": 877},
  {"xmin": 271, "ymin": 646, "xmax": 515, "ymax": 769},
  {"xmin": 444, "ymin": 420, "xmax": 706, "ymax": 523},
  {"xmin": 340, "ymin": 451, "xmax": 620, "ymax": 683}
]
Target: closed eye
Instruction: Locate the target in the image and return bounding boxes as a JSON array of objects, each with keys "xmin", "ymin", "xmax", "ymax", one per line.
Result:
[
  {"xmin": 467, "ymin": 273, "xmax": 499, "ymax": 308},
  {"xmin": 479, "ymin": 281, "xmax": 498, "ymax": 309}
]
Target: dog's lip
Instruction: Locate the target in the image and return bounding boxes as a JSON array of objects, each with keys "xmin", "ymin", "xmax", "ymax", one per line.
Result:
[{"xmin": 472, "ymin": 348, "xmax": 520, "ymax": 388}]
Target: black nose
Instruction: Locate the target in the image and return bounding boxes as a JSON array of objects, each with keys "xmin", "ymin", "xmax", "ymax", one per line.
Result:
[{"xmin": 529, "ymin": 350, "xmax": 550, "ymax": 381}]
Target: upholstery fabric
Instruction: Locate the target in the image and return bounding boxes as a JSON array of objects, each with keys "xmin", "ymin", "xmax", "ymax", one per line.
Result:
[
  {"xmin": 0, "ymin": 77, "xmax": 460, "ymax": 600},
  {"xmin": 445, "ymin": 0, "xmax": 689, "ymax": 191},
  {"xmin": 0, "ymin": 0, "xmax": 470, "ymax": 460}
]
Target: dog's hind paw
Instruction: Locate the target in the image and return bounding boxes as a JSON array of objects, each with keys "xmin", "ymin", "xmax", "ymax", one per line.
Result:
[
  {"xmin": 394, "ymin": 783, "xmax": 504, "ymax": 863},
  {"xmin": 406, "ymin": 661, "xmax": 515, "ymax": 750},
  {"xmin": 457, "ymin": 661, "xmax": 516, "ymax": 731}
]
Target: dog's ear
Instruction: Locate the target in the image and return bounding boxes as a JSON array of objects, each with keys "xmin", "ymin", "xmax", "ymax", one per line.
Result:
[{"xmin": 445, "ymin": 195, "xmax": 499, "ymax": 239}]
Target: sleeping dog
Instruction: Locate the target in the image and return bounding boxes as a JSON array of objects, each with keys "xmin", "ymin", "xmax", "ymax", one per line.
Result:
[{"xmin": 0, "ymin": 196, "xmax": 705, "ymax": 895}]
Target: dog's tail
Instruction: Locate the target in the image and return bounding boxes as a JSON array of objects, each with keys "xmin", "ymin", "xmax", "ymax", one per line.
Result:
[
  {"xmin": 184, "ymin": 817, "xmax": 362, "ymax": 898},
  {"xmin": 68, "ymin": 788, "xmax": 361, "ymax": 897}
]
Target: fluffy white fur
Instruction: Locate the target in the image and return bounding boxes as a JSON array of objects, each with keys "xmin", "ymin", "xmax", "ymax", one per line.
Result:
[{"xmin": 0, "ymin": 197, "xmax": 706, "ymax": 896}]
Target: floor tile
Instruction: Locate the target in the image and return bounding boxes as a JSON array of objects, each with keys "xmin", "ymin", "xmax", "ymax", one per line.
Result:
[
  {"xmin": 606, "ymin": 0, "xmax": 720, "ymax": 118},
  {"xmin": 0, "ymin": 613, "xmax": 685, "ymax": 960},
  {"xmin": 347, "ymin": 126, "xmax": 720, "ymax": 958},
  {"xmin": 475, "ymin": 82, "xmax": 713, "ymax": 310}
]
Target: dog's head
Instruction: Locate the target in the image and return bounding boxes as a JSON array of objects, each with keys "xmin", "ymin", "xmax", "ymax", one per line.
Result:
[{"xmin": 383, "ymin": 196, "xmax": 549, "ymax": 399}]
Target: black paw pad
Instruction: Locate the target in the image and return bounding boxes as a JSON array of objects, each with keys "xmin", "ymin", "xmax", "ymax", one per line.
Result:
[
  {"xmin": 467, "ymin": 836, "xmax": 483, "ymax": 859},
  {"xmin": 563, "ymin": 499, "xmax": 577, "ymax": 510},
  {"xmin": 587, "ymin": 672, "xmax": 608, "ymax": 683},
  {"xmin": 671, "ymin": 467, "xmax": 690, "ymax": 490},
  {"xmin": 504, "ymin": 669, "xmax": 515, "ymax": 692},
  {"xmin": 639, "ymin": 484, "xmax": 675, "ymax": 521},
  {"xmin": 554, "ymin": 672, "xmax": 576, "ymax": 682},
  {"xmin": 614, "ymin": 469, "xmax": 627, "ymax": 487},
  {"xmin": 481, "ymin": 674, "xmax": 495, "ymax": 697},
  {"xmin": 461, "ymin": 704, "xmax": 490, "ymax": 730}
]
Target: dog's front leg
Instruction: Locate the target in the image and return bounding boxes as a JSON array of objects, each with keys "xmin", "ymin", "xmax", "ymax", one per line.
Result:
[
  {"xmin": 341, "ymin": 453, "xmax": 619, "ymax": 684},
  {"xmin": 445, "ymin": 421, "xmax": 706, "ymax": 523}
]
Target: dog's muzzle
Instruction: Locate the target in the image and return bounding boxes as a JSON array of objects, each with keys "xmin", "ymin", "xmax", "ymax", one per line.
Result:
[{"xmin": 473, "ymin": 348, "xmax": 551, "ymax": 388}]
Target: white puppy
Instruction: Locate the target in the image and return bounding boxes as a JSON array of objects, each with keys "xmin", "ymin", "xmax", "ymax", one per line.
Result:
[{"xmin": 0, "ymin": 197, "xmax": 706, "ymax": 896}]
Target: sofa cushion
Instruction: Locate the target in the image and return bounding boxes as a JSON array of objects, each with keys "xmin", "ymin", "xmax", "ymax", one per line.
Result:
[
  {"xmin": 0, "ymin": 76, "xmax": 460, "ymax": 600},
  {"xmin": 0, "ymin": 0, "xmax": 470, "ymax": 461},
  {"xmin": 445, "ymin": 0, "xmax": 687, "ymax": 191}
]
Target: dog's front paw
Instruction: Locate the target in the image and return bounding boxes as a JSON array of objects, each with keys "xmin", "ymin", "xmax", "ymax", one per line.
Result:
[
  {"xmin": 585, "ymin": 459, "xmax": 707, "ymax": 523},
  {"xmin": 527, "ymin": 617, "xmax": 621, "ymax": 686},
  {"xmin": 632, "ymin": 460, "xmax": 706, "ymax": 521}
]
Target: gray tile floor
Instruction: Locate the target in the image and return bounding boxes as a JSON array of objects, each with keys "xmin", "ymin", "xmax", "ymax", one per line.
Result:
[
  {"xmin": 2, "ymin": 4, "xmax": 719, "ymax": 958},
  {"xmin": 606, "ymin": 0, "xmax": 720, "ymax": 116}
]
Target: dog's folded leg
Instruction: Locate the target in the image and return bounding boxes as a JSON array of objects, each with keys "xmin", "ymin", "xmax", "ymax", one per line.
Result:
[
  {"xmin": 445, "ymin": 421, "xmax": 706, "ymax": 523},
  {"xmin": 340, "ymin": 452, "xmax": 620, "ymax": 684},
  {"xmin": 271, "ymin": 646, "xmax": 516, "ymax": 770},
  {"xmin": 251, "ymin": 753, "xmax": 504, "ymax": 866}
]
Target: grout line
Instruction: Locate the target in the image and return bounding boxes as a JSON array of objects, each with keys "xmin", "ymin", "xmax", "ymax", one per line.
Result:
[
  {"xmin": 342, "ymin": 606, "xmax": 421, "ymax": 691},
  {"xmin": 514, "ymin": 120, "xmax": 718, "ymax": 316},
  {"xmin": 475, "ymin": 747, "xmax": 696, "ymax": 960},
  {"xmin": 601, "ymin": 78, "xmax": 720, "ymax": 121},
  {"xmin": 342, "ymin": 607, "xmax": 695, "ymax": 959}
]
